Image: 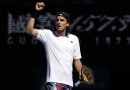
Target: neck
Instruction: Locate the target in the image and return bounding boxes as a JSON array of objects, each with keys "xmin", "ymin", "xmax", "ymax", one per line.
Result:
[{"xmin": 57, "ymin": 30, "xmax": 66, "ymax": 36}]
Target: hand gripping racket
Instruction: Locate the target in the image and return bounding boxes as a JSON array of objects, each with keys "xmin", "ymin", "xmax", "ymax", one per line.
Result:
[{"xmin": 74, "ymin": 65, "xmax": 95, "ymax": 87}]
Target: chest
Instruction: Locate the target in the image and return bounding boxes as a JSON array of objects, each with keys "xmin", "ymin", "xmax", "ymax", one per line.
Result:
[{"xmin": 49, "ymin": 36, "xmax": 75, "ymax": 52}]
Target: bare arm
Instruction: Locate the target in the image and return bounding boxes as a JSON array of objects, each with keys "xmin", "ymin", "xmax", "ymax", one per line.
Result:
[
  {"xmin": 25, "ymin": 2, "xmax": 45, "ymax": 37},
  {"xmin": 26, "ymin": 17, "xmax": 38, "ymax": 37},
  {"xmin": 74, "ymin": 59, "xmax": 83, "ymax": 76}
]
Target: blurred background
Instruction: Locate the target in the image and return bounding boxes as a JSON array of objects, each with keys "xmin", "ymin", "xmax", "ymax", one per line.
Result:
[{"xmin": 0, "ymin": 0, "xmax": 130, "ymax": 90}]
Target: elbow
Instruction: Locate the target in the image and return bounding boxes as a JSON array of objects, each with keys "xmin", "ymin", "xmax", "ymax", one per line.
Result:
[
  {"xmin": 25, "ymin": 27, "xmax": 37, "ymax": 37},
  {"xmin": 74, "ymin": 59, "xmax": 82, "ymax": 66},
  {"xmin": 25, "ymin": 28, "xmax": 28, "ymax": 33},
  {"xmin": 25, "ymin": 27, "xmax": 32, "ymax": 34}
]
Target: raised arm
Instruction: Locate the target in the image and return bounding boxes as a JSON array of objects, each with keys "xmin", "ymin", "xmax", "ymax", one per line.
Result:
[{"xmin": 25, "ymin": 2, "xmax": 45, "ymax": 37}]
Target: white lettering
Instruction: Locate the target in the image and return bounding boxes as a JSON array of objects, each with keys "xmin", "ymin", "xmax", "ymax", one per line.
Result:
[
  {"xmin": 7, "ymin": 12, "xmax": 130, "ymax": 46},
  {"xmin": 7, "ymin": 36, "xmax": 13, "ymax": 44}
]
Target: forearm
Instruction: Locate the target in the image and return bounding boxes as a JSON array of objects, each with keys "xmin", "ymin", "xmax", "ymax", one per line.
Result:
[
  {"xmin": 74, "ymin": 59, "xmax": 83, "ymax": 75},
  {"xmin": 25, "ymin": 17, "xmax": 35, "ymax": 33},
  {"xmin": 26, "ymin": 2, "xmax": 42, "ymax": 34},
  {"xmin": 25, "ymin": 2, "xmax": 45, "ymax": 36}
]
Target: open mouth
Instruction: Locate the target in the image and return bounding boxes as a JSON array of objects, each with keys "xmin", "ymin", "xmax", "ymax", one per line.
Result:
[{"xmin": 56, "ymin": 25, "xmax": 61, "ymax": 28}]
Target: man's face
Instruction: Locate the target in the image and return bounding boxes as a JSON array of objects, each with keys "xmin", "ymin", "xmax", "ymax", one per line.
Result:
[{"xmin": 56, "ymin": 16, "xmax": 69, "ymax": 32}]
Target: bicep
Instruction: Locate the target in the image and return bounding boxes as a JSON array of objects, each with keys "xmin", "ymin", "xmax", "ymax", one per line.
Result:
[
  {"xmin": 74, "ymin": 59, "xmax": 82, "ymax": 65},
  {"xmin": 31, "ymin": 28, "xmax": 38, "ymax": 37},
  {"xmin": 26, "ymin": 28, "xmax": 38, "ymax": 37}
]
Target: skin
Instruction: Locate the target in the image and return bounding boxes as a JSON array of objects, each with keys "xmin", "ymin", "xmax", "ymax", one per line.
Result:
[
  {"xmin": 55, "ymin": 16, "xmax": 69, "ymax": 36},
  {"xmin": 26, "ymin": 1, "xmax": 83, "ymax": 78}
]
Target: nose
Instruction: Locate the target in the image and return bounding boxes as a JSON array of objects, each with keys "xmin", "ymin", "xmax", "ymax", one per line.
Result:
[
  {"xmin": 56, "ymin": 21, "xmax": 61, "ymax": 25},
  {"xmin": 57, "ymin": 20, "xmax": 60, "ymax": 23}
]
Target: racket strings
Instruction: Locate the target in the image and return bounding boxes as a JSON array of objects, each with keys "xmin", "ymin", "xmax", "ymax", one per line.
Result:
[{"xmin": 81, "ymin": 66, "xmax": 94, "ymax": 84}]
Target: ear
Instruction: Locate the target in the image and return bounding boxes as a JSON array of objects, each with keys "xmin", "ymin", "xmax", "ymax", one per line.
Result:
[{"xmin": 66, "ymin": 23, "xmax": 69, "ymax": 27}]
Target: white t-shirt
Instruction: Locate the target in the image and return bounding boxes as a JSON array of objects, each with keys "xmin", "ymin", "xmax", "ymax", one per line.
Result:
[{"xmin": 36, "ymin": 29, "xmax": 82, "ymax": 87}]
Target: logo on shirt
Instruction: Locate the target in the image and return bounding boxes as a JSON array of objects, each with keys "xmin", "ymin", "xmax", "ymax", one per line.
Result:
[{"xmin": 70, "ymin": 41, "xmax": 73, "ymax": 43}]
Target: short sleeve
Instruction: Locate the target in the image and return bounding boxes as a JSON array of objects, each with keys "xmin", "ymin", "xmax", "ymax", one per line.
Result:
[
  {"xmin": 73, "ymin": 36, "xmax": 82, "ymax": 60},
  {"xmin": 36, "ymin": 29, "xmax": 50, "ymax": 43}
]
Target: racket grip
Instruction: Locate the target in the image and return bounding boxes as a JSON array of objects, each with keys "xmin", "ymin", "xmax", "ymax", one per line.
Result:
[{"xmin": 74, "ymin": 80, "xmax": 81, "ymax": 87}]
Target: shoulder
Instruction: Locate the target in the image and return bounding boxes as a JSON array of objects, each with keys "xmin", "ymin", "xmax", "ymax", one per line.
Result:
[
  {"xmin": 38, "ymin": 29, "xmax": 53, "ymax": 34},
  {"xmin": 38, "ymin": 29, "xmax": 51, "ymax": 32},
  {"xmin": 68, "ymin": 34, "xmax": 79, "ymax": 40}
]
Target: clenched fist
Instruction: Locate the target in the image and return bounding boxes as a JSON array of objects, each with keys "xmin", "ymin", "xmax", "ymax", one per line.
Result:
[{"xmin": 35, "ymin": 2, "xmax": 45, "ymax": 11}]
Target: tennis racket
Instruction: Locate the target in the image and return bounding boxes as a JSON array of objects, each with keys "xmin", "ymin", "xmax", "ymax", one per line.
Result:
[{"xmin": 74, "ymin": 65, "xmax": 95, "ymax": 87}]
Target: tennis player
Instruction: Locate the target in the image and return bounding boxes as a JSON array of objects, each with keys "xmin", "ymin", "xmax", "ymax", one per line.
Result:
[{"xmin": 26, "ymin": 2, "xmax": 83, "ymax": 90}]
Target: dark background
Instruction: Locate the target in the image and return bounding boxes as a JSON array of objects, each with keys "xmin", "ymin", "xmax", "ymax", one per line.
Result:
[{"xmin": 0, "ymin": 0, "xmax": 130, "ymax": 90}]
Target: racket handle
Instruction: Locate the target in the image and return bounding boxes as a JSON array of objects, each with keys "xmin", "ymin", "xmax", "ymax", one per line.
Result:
[{"xmin": 74, "ymin": 80, "xmax": 81, "ymax": 87}]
